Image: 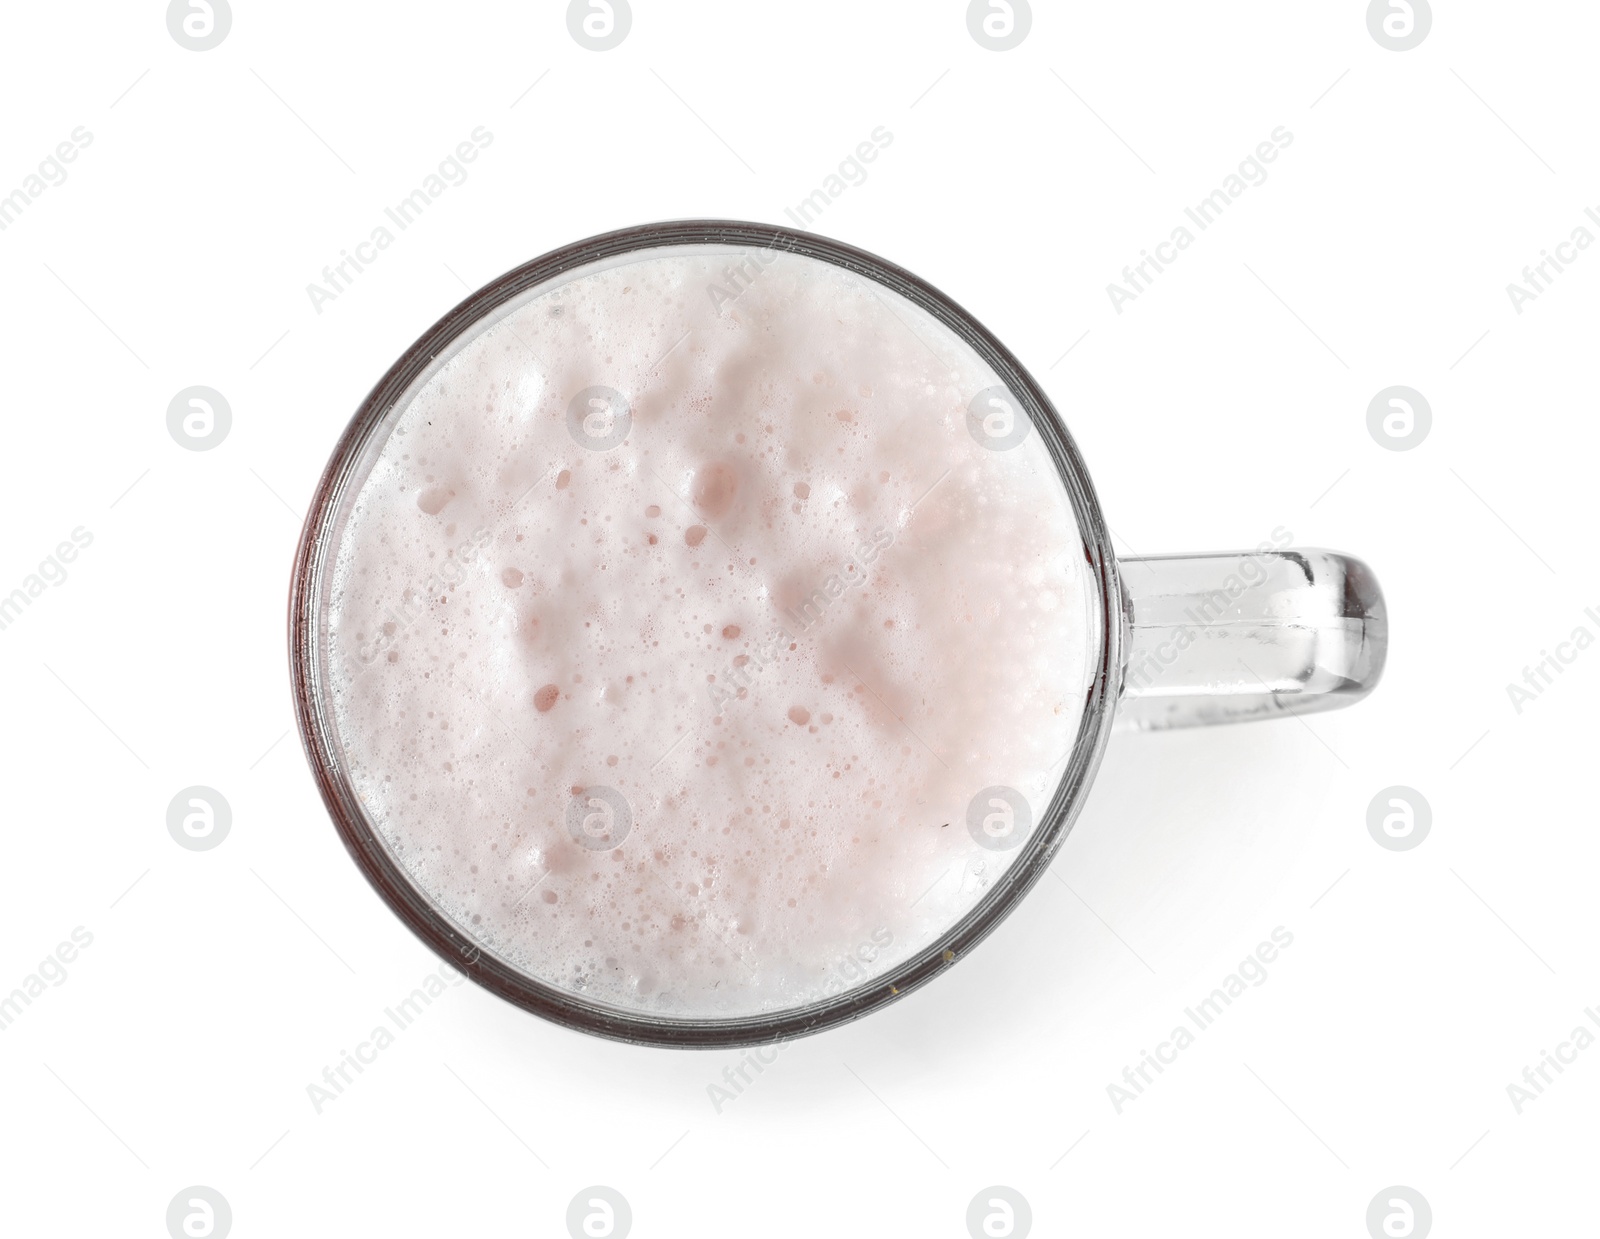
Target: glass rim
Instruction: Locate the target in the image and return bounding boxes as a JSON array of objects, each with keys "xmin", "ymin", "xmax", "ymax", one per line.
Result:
[{"xmin": 288, "ymin": 218, "xmax": 1126, "ymax": 1048}]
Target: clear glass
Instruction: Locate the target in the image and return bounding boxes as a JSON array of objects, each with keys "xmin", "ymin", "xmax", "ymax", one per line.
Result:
[
  {"xmin": 290, "ymin": 221, "xmax": 1386, "ymax": 1047},
  {"xmin": 1117, "ymin": 549, "xmax": 1386, "ymax": 729}
]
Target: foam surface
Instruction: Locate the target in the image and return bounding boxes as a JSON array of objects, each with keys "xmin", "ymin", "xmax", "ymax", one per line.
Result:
[{"xmin": 321, "ymin": 244, "xmax": 1097, "ymax": 1020}]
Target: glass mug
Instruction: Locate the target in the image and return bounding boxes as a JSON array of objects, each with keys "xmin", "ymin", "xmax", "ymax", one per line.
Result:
[{"xmin": 289, "ymin": 221, "xmax": 1386, "ymax": 1047}]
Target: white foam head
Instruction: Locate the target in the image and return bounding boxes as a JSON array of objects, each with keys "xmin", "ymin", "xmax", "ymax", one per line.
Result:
[{"xmin": 319, "ymin": 242, "xmax": 1097, "ymax": 1021}]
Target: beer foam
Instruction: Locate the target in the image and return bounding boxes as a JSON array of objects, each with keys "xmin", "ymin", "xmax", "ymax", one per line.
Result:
[{"xmin": 321, "ymin": 244, "xmax": 1097, "ymax": 1021}]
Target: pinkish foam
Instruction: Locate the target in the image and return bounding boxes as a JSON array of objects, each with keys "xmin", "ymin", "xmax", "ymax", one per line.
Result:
[{"xmin": 321, "ymin": 245, "xmax": 1097, "ymax": 1020}]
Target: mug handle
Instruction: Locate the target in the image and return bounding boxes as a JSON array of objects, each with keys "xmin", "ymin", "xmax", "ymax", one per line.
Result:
[{"xmin": 1115, "ymin": 548, "xmax": 1387, "ymax": 729}]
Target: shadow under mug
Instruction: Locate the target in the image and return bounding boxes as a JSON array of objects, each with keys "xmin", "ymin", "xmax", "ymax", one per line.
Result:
[{"xmin": 289, "ymin": 220, "xmax": 1387, "ymax": 1048}]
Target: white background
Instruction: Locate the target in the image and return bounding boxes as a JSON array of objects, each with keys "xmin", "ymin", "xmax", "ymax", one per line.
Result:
[{"xmin": 1, "ymin": 2, "xmax": 1595, "ymax": 1235}]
